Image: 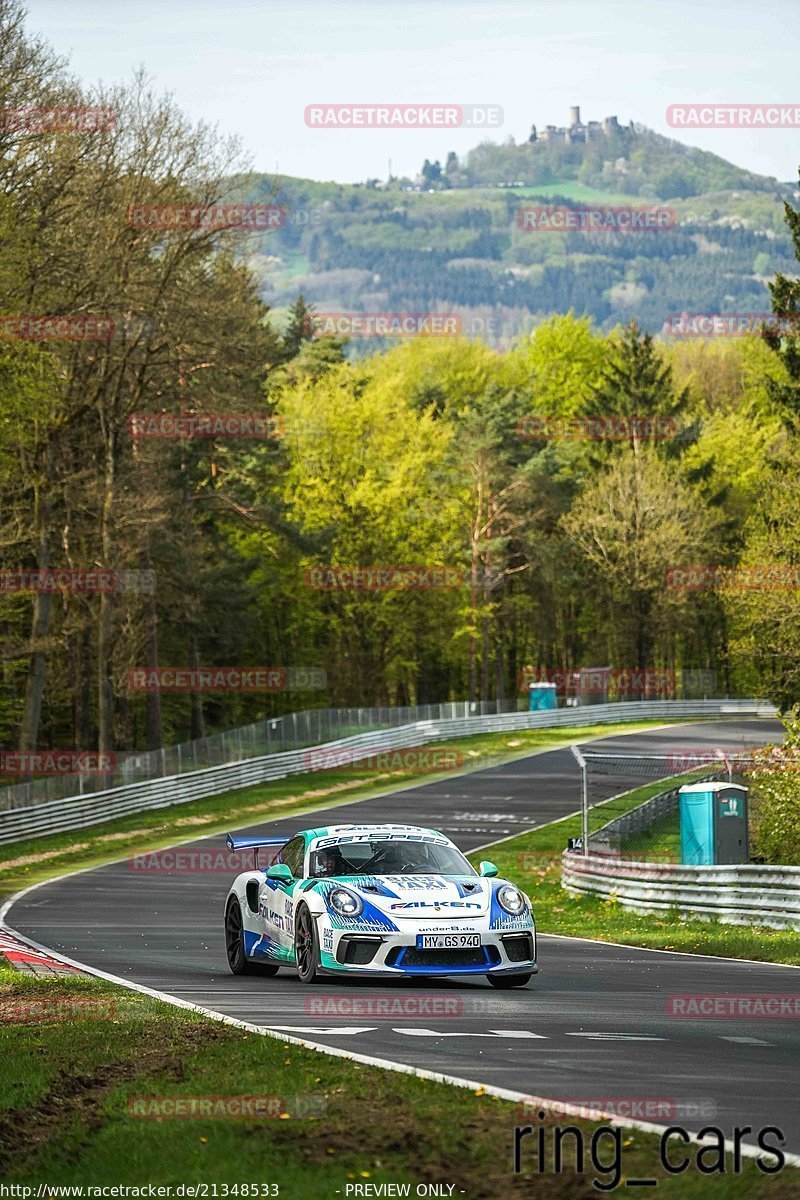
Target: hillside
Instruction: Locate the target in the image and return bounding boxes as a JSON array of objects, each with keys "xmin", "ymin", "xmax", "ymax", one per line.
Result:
[{"xmin": 240, "ymin": 118, "xmax": 799, "ymax": 348}]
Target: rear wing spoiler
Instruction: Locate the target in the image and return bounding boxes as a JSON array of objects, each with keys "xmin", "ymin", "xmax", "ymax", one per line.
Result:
[{"xmin": 226, "ymin": 833, "xmax": 292, "ymax": 869}]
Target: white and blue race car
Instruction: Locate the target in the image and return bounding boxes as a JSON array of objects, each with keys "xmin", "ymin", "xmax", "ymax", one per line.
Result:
[{"xmin": 224, "ymin": 822, "xmax": 537, "ymax": 988}]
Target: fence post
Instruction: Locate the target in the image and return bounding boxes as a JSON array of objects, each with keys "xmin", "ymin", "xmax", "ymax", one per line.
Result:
[{"xmin": 570, "ymin": 743, "xmax": 588, "ymax": 856}]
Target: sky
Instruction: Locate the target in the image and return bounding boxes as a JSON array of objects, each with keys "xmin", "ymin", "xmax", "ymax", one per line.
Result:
[{"xmin": 21, "ymin": 0, "xmax": 800, "ymax": 185}]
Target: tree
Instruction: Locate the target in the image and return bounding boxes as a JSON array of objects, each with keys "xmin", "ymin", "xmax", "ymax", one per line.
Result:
[
  {"xmin": 447, "ymin": 386, "xmax": 545, "ymax": 702},
  {"xmin": 762, "ymin": 168, "xmax": 800, "ymax": 421},
  {"xmin": 274, "ymin": 362, "xmax": 457, "ymax": 705},
  {"xmin": 510, "ymin": 313, "xmax": 607, "ymax": 417},
  {"xmin": 747, "ymin": 707, "xmax": 800, "ymax": 864},
  {"xmin": 585, "ymin": 320, "xmax": 689, "ymax": 457},
  {"xmin": 562, "ymin": 448, "xmax": 715, "ymax": 669},
  {"xmin": 724, "ymin": 449, "xmax": 800, "ymax": 707},
  {"xmin": 421, "ymin": 159, "xmax": 442, "ymax": 186},
  {"xmin": 282, "ymin": 293, "xmax": 314, "ymax": 360}
]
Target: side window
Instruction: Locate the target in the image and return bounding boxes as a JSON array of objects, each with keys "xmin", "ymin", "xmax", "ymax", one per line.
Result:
[{"xmin": 280, "ymin": 837, "xmax": 305, "ymax": 879}]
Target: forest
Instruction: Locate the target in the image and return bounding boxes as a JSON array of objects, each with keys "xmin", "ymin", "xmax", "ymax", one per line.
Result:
[{"xmin": 1, "ymin": 0, "xmax": 800, "ymax": 767}]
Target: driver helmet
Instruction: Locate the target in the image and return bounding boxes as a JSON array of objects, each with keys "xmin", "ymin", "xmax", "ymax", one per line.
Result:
[{"xmin": 315, "ymin": 847, "xmax": 344, "ymax": 877}]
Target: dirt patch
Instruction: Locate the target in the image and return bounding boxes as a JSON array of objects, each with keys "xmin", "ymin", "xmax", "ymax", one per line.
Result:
[
  {"xmin": 265, "ymin": 1092, "xmax": 599, "ymax": 1199},
  {"xmin": 0, "ymin": 844, "xmax": 92, "ymax": 871},
  {"xmin": 0, "ymin": 1021, "xmax": 223, "ymax": 1174},
  {"xmin": 96, "ymin": 829, "xmax": 151, "ymax": 843},
  {"xmin": 264, "ymin": 1093, "xmax": 800, "ymax": 1199}
]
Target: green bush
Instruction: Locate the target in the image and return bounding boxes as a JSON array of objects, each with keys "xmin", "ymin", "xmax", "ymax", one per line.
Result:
[{"xmin": 747, "ymin": 706, "xmax": 800, "ymax": 864}]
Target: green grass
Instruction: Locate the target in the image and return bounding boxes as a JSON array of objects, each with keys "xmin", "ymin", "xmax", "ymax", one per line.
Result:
[
  {"xmin": 506, "ymin": 181, "xmax": 660, "ymax": 205},
  {"xmin": 621, "ymin": 811, "xmax": 681, "ymax": 861},
  {"xmin": 0, "ymin": 720, "xmax": 673, "ymax": 904},
  {"xmin": 1, "ymin": 964, "xmax": 795, "ymax": 1195}
]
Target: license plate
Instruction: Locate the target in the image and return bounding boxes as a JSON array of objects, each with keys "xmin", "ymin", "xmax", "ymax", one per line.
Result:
[{"xmin": 416, "ymin": 934, "xmax": 480, "ymax": 949}]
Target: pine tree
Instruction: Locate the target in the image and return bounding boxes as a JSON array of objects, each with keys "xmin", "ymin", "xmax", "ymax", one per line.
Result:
[
  {"xmin": 762, "ymin": 171, "xmax": 800, "ymax": 420},
  {"xmin": 282, "ymin": 293, "xmax": 314, "ymax": 359},
  {"xmin": 586, "ymin": 320, "xmax": 690, "ymax": 454}
]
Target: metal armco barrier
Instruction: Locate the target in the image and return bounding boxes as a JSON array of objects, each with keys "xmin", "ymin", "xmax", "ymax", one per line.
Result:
[
  {"xmin": 562, "ymin": 851, "xmax": 800, "ymax": 930},
  {"xmin": 0, "ymin": 699, "xmax": 776, "ymax": 846}
]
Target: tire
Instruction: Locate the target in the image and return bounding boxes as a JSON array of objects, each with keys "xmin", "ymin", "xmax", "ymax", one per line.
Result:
[
  {"xmin": 294, "ymin": 904, "xmax": 319, "ymax": 984},
  {"xmin": 487, "ymin": 972, "xmax": 532, "ymax": 989},
  {"xmin": 225, "ymin": 897, "xmax": 279, "ymax": 977}
]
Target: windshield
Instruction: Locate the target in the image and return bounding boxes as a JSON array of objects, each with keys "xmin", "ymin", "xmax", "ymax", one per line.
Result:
[{"xmin": 310, "ymin": 839, "xmax": 476, "ymax": 879}]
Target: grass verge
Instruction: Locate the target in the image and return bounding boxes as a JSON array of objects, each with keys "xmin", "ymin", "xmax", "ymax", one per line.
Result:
[{"xmin": 0, "ymin": 964, "xmax": 795, "ymax": 1197}]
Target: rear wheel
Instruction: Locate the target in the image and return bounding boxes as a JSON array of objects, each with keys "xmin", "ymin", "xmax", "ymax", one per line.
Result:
[
  {"xmin": 487, "ymin": 972, "xmax": 532, "ymax": 989},
  {"xmin": 294, "ymin": 904, "xmax": 319, "ymax": 984},
  {"xmin": 225, "ymin": 897, "xmax": 279, "ymax": 976}
]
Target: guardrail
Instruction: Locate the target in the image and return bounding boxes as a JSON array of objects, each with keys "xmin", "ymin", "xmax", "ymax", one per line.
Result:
[
  {"xmin": 0, "ymin": 698, "xmax": 776, "ymax": 847},
  {"xmin": 562, "ymin": 851, "xmax": 800, "ymax": 931},
  {"xmin": 0, "ymin": 698, "xmax": 528, "ymax": 813},
  {"xmin": 0, "ymin": 692, "xmax": 769, "ymax": 814}
]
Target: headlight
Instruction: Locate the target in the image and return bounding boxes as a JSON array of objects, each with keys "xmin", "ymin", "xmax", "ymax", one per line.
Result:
[
  {"xmin": 497, "ymin": 885, "xmax": 526, "ymax": 915},
  {"xmin": 329, "ymin": 887, "xmax": 363, "ymax": 918}
]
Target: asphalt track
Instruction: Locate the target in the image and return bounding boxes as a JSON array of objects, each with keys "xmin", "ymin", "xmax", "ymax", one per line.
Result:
[{"xmin": 8, "ymin": 718, "xmax": 800, "ymax": 1158}]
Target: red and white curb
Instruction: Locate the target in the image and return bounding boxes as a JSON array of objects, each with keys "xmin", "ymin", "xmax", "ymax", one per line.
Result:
[{"xmin": 0, "ymin": 929, "xmax": 83, "ymax": 977}]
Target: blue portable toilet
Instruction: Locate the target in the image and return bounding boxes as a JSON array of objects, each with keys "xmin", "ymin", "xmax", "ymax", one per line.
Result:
[
  {"xmin": 679, "ymin": 782, "xmax": 748, "ymax": 865},
  {"xmin": 528, "ymin": 682, "xmax": 557, "ymax": 711}
]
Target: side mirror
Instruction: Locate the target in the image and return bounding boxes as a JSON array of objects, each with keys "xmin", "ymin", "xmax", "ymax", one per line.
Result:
[
  {"xmin": 479, "ymin": 860, "xmax": 499, "ymax": 878},
  {"xmin": 266, "ymin": 863, "xmax": 294, "ymax": 885}
]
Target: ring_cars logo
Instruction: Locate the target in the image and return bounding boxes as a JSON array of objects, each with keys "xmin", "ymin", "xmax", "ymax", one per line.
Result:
[{"xmin": 389, "ymin": 900, "xmax": 482, "ymax": 910}]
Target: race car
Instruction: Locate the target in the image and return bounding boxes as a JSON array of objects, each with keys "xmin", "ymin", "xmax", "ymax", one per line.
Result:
[{"xmin": 223, "ymin": 822, "xmax": 537, "ymax": 988}]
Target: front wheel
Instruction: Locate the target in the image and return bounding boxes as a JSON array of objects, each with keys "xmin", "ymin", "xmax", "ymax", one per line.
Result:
[
  {"xmin": 487, "ymin": 972, "xmax": 532, "ymax": 989},
  {"xmin": 294, "ymin": 904, "xmax": 319, "ymax": 983}
]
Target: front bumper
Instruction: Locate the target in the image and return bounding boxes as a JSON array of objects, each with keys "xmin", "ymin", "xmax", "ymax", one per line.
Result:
[{"xmin": 319, "ymin": 921, "xmax": 538, "ymax": 976}]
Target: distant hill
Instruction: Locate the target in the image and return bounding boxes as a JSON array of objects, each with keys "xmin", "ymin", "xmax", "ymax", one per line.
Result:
[
  {"xmin": 239, "ymin": 117, "xmax": 799, "ymax": 348},
  {"xmin": 457, "ymin": 114, "xmax": 782, "ymax": 199}
]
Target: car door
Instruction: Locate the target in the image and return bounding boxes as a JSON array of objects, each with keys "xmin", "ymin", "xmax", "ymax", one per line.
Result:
[{"xmin": 259, "ymin": 835, "xmax": 304, "ymax": 951}]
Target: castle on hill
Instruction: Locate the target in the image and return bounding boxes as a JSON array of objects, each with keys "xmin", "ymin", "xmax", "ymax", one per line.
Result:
[{"xmin": 530, "ymin": 106, "xmax": 629, "ymax": 145}]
